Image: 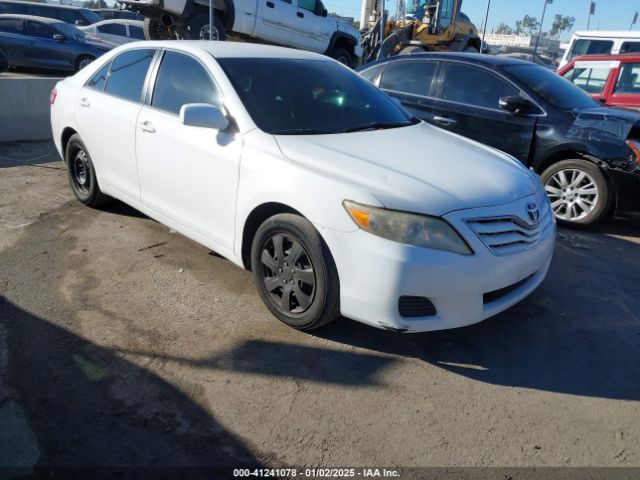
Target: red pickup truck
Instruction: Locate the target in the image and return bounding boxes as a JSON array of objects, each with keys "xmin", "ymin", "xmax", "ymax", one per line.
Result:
[{"xmin": 559, "ymin": 53, "xmax": 640, "ymax": 110}]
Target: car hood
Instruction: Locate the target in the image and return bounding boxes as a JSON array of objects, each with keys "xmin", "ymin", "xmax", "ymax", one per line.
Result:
[{"xmin": 274, "ymin": 122, "xmax": 540, "ymax": 217}]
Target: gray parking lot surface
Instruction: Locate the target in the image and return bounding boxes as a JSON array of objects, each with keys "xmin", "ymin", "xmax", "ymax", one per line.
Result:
[{"xmin": 1, "ymin": 141, "xmax": 639, "ymax": 474}]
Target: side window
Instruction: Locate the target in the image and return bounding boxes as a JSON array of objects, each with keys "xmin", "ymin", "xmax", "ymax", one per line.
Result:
[
  {"xmin": 87, "ymin": 61, "xmax": 111, "ymax": 91},
  {"xmin": 442, "ymin": 63, "xmax": 518, "ymax": 110},
  {"xmin": 99, "ymin": 23, "xmax": 126, "ymax": 36},
  {"xmin": 104, "ymin": 49, "xmax": 155, "ymax": 102},
  {"xmin": 563, "ymin": 64, "xmax": 611, "ymax": 94},
  {"xmin": 620, "ymin": 42, "xmax": 640, "ymax": 54},
  {"xmin": 297, "ymin": 0, "xmax": 316, "ymax": 12},
  {"xmin": 25, "ymin": 21, "xmax": 53, "ymax": 38},
  {"xmin": 615, "ymin": 63, "xmax": 640, "ymax": 94},
  {"xmin": 129, "ymin": 25, "xmax": 145, "ymax": 39},
  {"xmin": 569, "ymin": 39, "xmax": 613, "ymax": 60},
  {"xmin": 379, "ymin": 61, "xmax": 437, "ymax": 97},
  {"xmin": 151, "ymin": 51, "xmax": 220, "ymax": 115},
  {"xmin": 360, "ymin": 63, "xmax": 386, "ymax": 84},
  {"xmin": 0, "ymin": 19, "xmax": 24, "ymax": 34}
]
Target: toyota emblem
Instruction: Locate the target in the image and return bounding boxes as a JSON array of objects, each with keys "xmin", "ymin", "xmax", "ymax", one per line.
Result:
[{"xmin": 527, "ymin": 202, "xmax": 540, "ymax": 223}]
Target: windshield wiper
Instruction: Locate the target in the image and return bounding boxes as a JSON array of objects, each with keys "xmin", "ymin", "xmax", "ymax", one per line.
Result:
[
  {"xmin": 271, "ymin": 128, "xmax": 334, "ymax": 135},
  {"xmin": 342, "ymin": 121, "xmax": 414, "ymax": 133}
]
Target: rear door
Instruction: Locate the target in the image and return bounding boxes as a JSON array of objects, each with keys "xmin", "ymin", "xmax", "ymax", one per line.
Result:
[
  {"xmin": 75, "ymin": 48, "xmax": 156, "ymax": 201},
  {"xmin": 429, "ymin": 61, "xmax": 537, "ymax": 162},
  {"xmin": 606, "ymin": 61, "xmax": 640, "ymax": 110},
  {"xmin": 253, "ymin": 0, "xmax": 295, "ymax": 45},
  {"xmin": 377, "ymin": 59, "xmax": 440, "ymax": 120},
  {"xmin": 0, "ymin": 18, "xmax": 29, "ymax": 66}
]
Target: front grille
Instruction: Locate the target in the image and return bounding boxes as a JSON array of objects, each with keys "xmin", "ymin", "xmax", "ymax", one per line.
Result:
[
  {"xmin": 483, "ymin": 274, "xmax": 534, "ymax": 304},
  {"xmin": 466, "ymin": 207, "xmax": 553, "ymax": 256},
  {"xmin": 398, "ymin": 296, "xmax": 437, "ymax": 318}
]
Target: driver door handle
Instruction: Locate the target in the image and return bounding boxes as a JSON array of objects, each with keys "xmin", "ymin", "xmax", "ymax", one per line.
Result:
[
  {"xmin": 139, "ymin": 121, "xmax": 155, "ymax": 134},
  {"xmin": 79, "ymin": 97, "xmax": 90, "ymax": 107},
  {"xmin": 297, "ymin": 11, "xmax": 304, "ymax": 18},
  {"xmin": 433, "ymin": 116, "xmax": 457, "ymax": 127},
  {"xmin": 266, "ymin": 1, "xmax": 274, "ymax": 7}
]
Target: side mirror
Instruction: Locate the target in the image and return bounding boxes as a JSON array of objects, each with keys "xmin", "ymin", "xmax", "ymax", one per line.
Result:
[
  {"xmin": 180, "ymin": 103, "xmax": 229, "ymax": 130},
  {"xmin": 53, "ymin": 34, "xmax": 65, "ymax": 42},
  {"xmin": 499, "ymin": 95, "xmax": 532, "ymax": 115}
]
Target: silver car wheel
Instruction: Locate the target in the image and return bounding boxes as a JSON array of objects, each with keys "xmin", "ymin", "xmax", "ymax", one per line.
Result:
[
  {"xmin": 545, "ymin": 168, "xmax": 599, "ymax": 222},
  {"xmin": 199, "ymin": 24, "xmax": 220, "ymax": 40}
]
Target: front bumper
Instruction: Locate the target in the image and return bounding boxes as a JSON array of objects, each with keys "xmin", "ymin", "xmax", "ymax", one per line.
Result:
[{"xmin": 320, "ymin": 193, "xmax": 556, "ymax": 333}]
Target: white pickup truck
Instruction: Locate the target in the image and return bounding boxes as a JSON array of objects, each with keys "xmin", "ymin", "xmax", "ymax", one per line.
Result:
[{"xmin": 119, "ymin": 0, "xmax": 363, "ymax": 66}]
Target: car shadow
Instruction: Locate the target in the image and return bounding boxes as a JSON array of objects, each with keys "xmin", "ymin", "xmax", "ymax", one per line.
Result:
[
  {"xmin": 310, "ymin": 220, "xmax": 640, "ymax": 402},
  {"xmin": 0, "ymin": 297, "xmax": 265, "ymax": 477}
]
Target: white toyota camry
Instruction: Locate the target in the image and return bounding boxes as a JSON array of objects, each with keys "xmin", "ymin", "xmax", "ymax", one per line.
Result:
[{"xmin": 50, "ymin": 41, "xmax": 555, "ymax": 333}]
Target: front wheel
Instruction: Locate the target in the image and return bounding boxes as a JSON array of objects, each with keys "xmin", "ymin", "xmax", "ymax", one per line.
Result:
[
  {"xmin": 251, "ymin": 214, "xmax": 340, "ymax": 330},
  {"xmin": 541, "ymin": 159, "xmax": 612, "ymax": 226},
  {"xmin": 329, "ymin": 47, "xmax": 353, "ymax": 67}
]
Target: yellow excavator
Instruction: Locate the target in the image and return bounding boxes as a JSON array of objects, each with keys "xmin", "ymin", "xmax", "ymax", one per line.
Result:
[{"xmin": 361, "ymin": 0, "xmax": 481, "ymax": 64}]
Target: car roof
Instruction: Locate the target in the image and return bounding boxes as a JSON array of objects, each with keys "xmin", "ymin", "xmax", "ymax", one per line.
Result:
[
  {"xmin": 569, "ymin": 53, "xmax": 640, "ymax": 62},
  {"xmin": 119, "ymin": 40, "xmax": 331, "ymax": 60},
  {"xmin": 89, "ymin": 19, "xmax": 144, "ymax": 26},
  {"xmin": 358, "ymin": 52, "xmax": 536, "ymax": 71},
  {"xmin": 571, "ymin": 30, "xmax": 640, "ymax": 39},
  {"xmin": 0, "ymin": 0, "xmax": 89, "ymax": 11},
  {"xmin": 0, "ymin": 13, "xmax": 64, "ymax": 24}
]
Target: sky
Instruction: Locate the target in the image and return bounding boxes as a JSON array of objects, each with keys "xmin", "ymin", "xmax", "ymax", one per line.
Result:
[{"xmin": 326, "ymin": 0, "xmax": 640, "ymax": 39}]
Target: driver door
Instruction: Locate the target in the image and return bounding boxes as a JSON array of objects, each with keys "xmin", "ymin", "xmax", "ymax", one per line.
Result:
[{"xmin": 135, "ymin": 50, "xmax": 242, "ymax": 250}]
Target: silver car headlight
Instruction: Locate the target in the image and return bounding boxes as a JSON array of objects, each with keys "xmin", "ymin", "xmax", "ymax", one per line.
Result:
[{"xmin": 343, "ymin": 200, "xmax": 472, "ymax": 255}]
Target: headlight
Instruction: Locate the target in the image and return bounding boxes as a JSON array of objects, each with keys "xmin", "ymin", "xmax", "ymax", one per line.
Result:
[{"xmin": 343, "ymin": 200, "xmax": 472, "ymax": 255}]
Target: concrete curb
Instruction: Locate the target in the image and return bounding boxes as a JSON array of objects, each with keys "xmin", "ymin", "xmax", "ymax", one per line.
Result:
[{"xmin": 0, "ymin": 77, "xmax": 62, "ymax": 142}]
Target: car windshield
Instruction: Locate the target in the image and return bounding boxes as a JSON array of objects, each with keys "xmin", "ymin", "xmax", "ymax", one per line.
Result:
[
  {"xmin": 504, "ymin": 64, "xmax": 600, "ymax": 110},
  {"xmin": 53, "ymin": 22, "xmax": 86, "ymax": 40},
  {"xmin": 217, "ymin": 58, "xmax": 417, "ymax": 135}
]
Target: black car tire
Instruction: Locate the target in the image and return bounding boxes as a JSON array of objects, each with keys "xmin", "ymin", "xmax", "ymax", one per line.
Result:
[
  {"xmin": 65, "ymin": 134, "xmax": 111, "ymax": 208},
  {"xmin": 330, "ymin": 47, "xmax": 352, "ymax": 67},
  {"xmin": 75, "ymin": 55, "xmax": 95, "ymax": 72},
  {"xmin": 251, "ymin": 214, "xmax": 340, "ymax": 331},
  {"xmin": 143, "ymin": 17, "xmax": 175, "ymax": 40},
  {"xmin": 187, "ymin": 13, "xmax": 226, "ymax": 40},
  {"xmin": 463, "ymin": 45, "xmax": 479, "ymax": 53},
  {"xmin": 541, "ymin": 159, "xmax": 612, "ymax": 226}
]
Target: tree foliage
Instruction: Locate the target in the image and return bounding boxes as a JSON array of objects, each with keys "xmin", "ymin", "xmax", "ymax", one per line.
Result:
[{"xmin": 495, "ymin": 23, "xmax": 513, "ymax": 35}]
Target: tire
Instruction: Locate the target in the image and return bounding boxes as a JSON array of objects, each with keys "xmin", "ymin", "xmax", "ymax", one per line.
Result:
[
  {"xmin": 143, "ymin": 17, "xmax": 175, "ymax": 40},
  {"xmin": 75, "ymin": 55, "xmax": 94, "ymax": 72},
  {"xmin": 463, "ymin": 45, "xmax": 479, "ymax": 53},
  {"xmin": 186, "ymin": 13, "xmax": 226, "ymax": 40},
  {"xmin": 540, "ymin": 159, "xmax": 612, "ymax": 226},
  {"xmin": 330, "ymin": 47, "xmax": 352, "ymax": 67},
  {"xmin": 251, "ymin": 213, "xmax": 340, "ymax": 331},
  {"xmin": 399, "ymin": 45, "xmax": 425, "ymax": 55},
  {"xmin": 65, "ymin": 134, "xmax": 111, "ymax": 208}
]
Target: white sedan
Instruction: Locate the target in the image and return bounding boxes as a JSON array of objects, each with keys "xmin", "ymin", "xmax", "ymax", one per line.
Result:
[
  {"xmin": 50, "ymin": 42, "xmax": 555, "ymax": 333},
  {"xmin": 80, "ymin": 19, "xmax": 145, "ymax": 46}
]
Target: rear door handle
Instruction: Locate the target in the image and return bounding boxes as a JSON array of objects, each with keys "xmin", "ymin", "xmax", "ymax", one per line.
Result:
[
  {"xmin": 297, "ymin": 11, "xmax": 304, "ymax": 18},
  {"xmin": 433, "ymin": 116, "xmax": 457, "ymax": 127},
  {"xmin": 79, "ymin": 97, "xmax": 90, "ymax": 107},
  {"xmin": 266, "ymin": 1, "xmax": 274, "ymax": 7},
  {"xmin": 139, "ymin": 121, "xmax": 155, "ymax": 134}
]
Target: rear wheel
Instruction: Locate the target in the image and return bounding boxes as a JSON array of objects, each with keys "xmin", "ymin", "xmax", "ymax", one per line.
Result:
[
  {"xmin": 65, "ymin": 134, "xmax": 111, "ymax": 208},
  {"xmin": 143, "ymin": 17, "xmax": 175, "ymax": 40},
  {"xmin": 541, "ymin": 159, "xmax": 611, "ymax": 226},
  {"xmin": 251, "ymin": 214, "xmax": 340, "ymax": 330},
  {"xmin": 463, "ymin": 45, "xmax": 479, "ymax": 53},
  {"xmin": 186, "ymin": 13, "xmax": 226, "ymax": 40}
]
